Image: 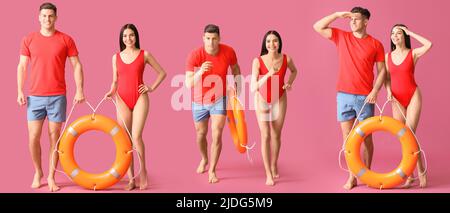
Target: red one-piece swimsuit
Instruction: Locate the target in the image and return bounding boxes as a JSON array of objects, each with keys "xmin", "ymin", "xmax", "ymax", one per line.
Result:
[
  {"xmin": 117, "ymin": 50, "xmax": 145, "ymax": 110},
  {"xmin": 388, "ymin": 50, "xmax": 417, "ymax": 108}
]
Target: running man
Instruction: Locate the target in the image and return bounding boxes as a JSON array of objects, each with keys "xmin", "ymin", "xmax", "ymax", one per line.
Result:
[{"xmin": 185, "ymin": 24, "xmax": 242, "ymax": 183}]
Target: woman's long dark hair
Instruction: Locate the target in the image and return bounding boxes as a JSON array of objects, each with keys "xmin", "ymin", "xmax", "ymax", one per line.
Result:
[
  {"xmin": 260, "ymin": 30, "xmax": 282, "ymax": 56},
  {"xmin": 391, "ymin": 24, "xmax": 411, "ymax": 51},
  {"xmin": 119, "ymin": 24, "xmax": 140, "ymax": 51}
]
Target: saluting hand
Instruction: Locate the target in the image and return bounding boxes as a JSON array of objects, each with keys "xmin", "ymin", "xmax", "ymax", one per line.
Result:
[{"xmin": 336, "ymin": 11, "xmax": 353, "ymax": 19}]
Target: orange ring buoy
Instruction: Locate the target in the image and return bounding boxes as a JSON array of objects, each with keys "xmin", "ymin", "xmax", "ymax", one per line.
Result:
[
  {"xmin": 345, "ymin": 116, "xmax": 419, "ymax": 189},
  {"xmin": 58, "ymin": 114, "xmax": 132, "ymax": 190},
  {"xmin": 227, "ymin": 88, "xmax": 248, "ymax": 153}
]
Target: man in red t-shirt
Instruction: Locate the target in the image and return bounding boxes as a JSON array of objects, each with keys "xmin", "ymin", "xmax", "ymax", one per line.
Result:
[
  {"xmin": 185, "ymin": 24, "xmax": 242, "ymax": 183},
  {"xmin": 17, "ymin": 3, "xmax": 85, "ymax": 192},
  {"xmin": 314, "ymin": 7, "xmax": 386, "ymax": 190}
]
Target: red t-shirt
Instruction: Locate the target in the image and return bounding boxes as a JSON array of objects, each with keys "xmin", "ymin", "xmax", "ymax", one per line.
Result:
[
  {"xmin": 186, "ymin": 44, "xmax": 237, "ymax": 104},
  {"xmin": 20, "ymin": 31, "xmax": 79, "ymax": 96},
  {"xmin": 330, "ymin": 28, "xmax": 385, "ymax": 95}
]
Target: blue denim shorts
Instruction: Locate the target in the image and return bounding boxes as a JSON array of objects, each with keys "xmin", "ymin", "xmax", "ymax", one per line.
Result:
[
  {"xmin": 27, "ymin": 95, "xmax": 67, "ymax": 122},
  {"xmin": 192, "ymin": 96, "xmax": 227, "ymax": 122},
  {"xmin": 336, "ymin": 92, "xmax": 374, "ymax": 122}
]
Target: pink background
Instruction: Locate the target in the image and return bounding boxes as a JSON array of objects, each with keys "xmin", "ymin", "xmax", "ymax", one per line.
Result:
[{"xmin": 1, "ymin": 0, "xmax": 449, "ymax": 193}]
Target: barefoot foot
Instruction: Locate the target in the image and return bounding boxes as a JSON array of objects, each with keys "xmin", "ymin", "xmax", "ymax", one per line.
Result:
[
  {"xmin": 271, "ymin": 167, "xmax": 279, "ymax": 179},
  {"xmin": 125, "ymin": 181, "xmax": 136, "ymax": 191},
  {"xmin": 401, "ymin": 177, "xmax": 415, "ymax": 189},
  {"xmin": 266, "ymin": 176, "xmax": 275, "ymax": 186},
  {"xmin": 419, "ymin": 173, "xmax": 427, "ymax": 188},
  {"xmin": 343, "ymin": 176, "xmax": 357, "ymax": 190},
  {"xmin": 139, "ymin": 172, "xmax": 148, "ymax": 190},
  {"xmin": 31, "ymin": 172, "xmax": 43, "ymax": 189},
  {"xmin": 47, "ymin": 178, "xmax": 60, "ymax": 192},
  {"xmin": 208, "ymin": 172, "xmax": 219, "ymax": 184},
  {"xmin": 196, "ymin": 159, "xmax": 208, "ymax": 174}
]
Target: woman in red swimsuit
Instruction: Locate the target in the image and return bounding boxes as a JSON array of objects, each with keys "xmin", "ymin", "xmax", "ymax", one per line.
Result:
[
  {"xmin": 105, "ymin": 24, "xmax": 166, "ymax": 190},
  {"xmin": 251, "ymin": 31, "xmax": 298, "ymax": 186},
  {"xmin": 386, "ymin": 24, "xmax": 432, "ymax": 188}
]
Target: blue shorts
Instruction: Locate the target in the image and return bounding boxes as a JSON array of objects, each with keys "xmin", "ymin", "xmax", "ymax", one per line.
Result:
[
  {"xmin": 27, "ymin": 95, "xmax": 67, "ymax": 122},
  {"xmin": 336, "ymin": 92, "xmax": 374, "ymax": 122},
  {"xmin": 192, "ymin": 97, "xmax": 227, "ymax": 122}
]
